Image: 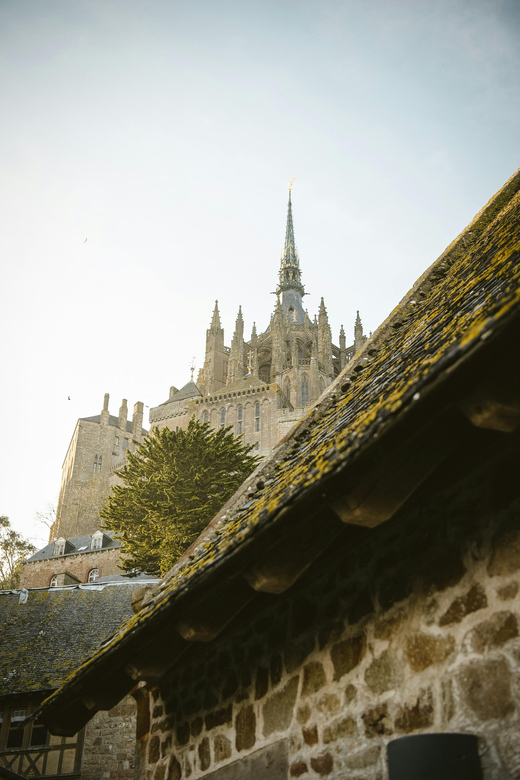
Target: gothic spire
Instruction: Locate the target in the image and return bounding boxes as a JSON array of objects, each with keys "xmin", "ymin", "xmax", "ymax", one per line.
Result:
[
  {"xmin": 277, "ymin": 186, "xmax": 305, "ymax": 299},
  {"xmin": 210, "ymin": 300, "xmax": 222, "ymax": 332}
]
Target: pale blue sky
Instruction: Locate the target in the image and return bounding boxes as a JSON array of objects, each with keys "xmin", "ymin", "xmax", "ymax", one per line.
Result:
[{"xmin": 1, "ymin": 0, "xmax": 518, "ymax": 544}]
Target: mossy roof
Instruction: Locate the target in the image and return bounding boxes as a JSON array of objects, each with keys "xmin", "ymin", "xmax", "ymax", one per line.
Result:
[
  {"xmin": 0, "ymin": 583, "xmax": 143, "ymax": 697},
  {"xmin": 27, "ymin": 532, "xmax": 120, "ymax": 563},
  {"xmin": 38, "ymin": 168, "xmax": 520, "ymax": 723}
]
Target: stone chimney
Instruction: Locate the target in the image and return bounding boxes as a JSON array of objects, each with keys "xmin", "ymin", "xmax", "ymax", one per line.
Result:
[
  {"xmin": 132, "ymin": 402, "xmax": 144, "ymax": 440},
  {"xmin": 118, "ymin": 399, "xmax": 128, "ymax": 431},
  {"xmin": 100, "ymin": 393, "xmax": 110, "ymax": 426}
]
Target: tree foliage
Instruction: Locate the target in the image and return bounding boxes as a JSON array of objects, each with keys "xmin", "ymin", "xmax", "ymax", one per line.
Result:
[
  {"xmin": 0, "ymin": 516, "xmax": 36, "ymax": 589},
  {"xmin": 101, "ymin": 419, "xmax": 258, "ymax": 576}
]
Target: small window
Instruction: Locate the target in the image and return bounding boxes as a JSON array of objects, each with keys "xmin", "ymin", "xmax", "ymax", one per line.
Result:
[
  {"xmin": 54, "ymin": 539, "xmax": 65, "ymax": 556},
  {"xmin": 203, "ymin": 411, "xmax": 209, "ymax": 423},
  {"xmin": 91, "ymin": 532, "xmax": 103, "ymax": 550},
  {"xmin": 255, "ymin": 402, "xmax": 260, "ymax": 432},
  {"xmin": 220, "ymin": 409, "xmax": 225, "ymax": 428},
  {"xmin": 6, "ymin": 709, "xmax": 26, "ymax": 749},
  {"xmin": 93, "ymin": 456, "xmax": 98, "ymax": 473},
  {"xmin": 123, "ymin": 439, "xmax": 128, "ymax": 449},
  {"xmin": 115, "ymin": 436, "xmax": 119, "ymax": 446},
  {"xmin": 301, "ymin": 375, "xmax": 309, "ymax": 407},
  {"xmin": 88, "ymin": 568, "xmax": 99, "ymax": 583},
  {"xmin": 97, "ymin": 455, "xmax": 102, "ymax": 473},
  {"xmin": 50, "ymin": 575, "xmax": 58, "ymax": 587},
  {"xmin": 237, "ymin": 405, "xmax": 243, "ymax": 435}
]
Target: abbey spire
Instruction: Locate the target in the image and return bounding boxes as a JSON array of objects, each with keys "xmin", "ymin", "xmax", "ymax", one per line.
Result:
[{"xmin": 276, "ymin": 182, "xmax": 306, "ymax": 323}]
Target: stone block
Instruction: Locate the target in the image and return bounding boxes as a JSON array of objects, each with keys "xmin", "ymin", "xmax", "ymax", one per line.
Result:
[
  {"xmin": 374, "ymin": 607, "xmax": 407, "ymax": 640},
  {"xmin": 362, "ymin": 703, "xmax": 393, "ymax": 737},
  {"xmin": 167, "ymin": 757, "xmax": 181, "ymax": 780},
  {"xmin": 364, "ymin": 649, "xmax": 403, "ymax": 693},
  {"xmin": 296, "ymin": 704, "xmax": 311, "ymax": 724},
  {"xmin": 439, "ymin": 583, "xmax": 488, "ymax": 626},
  {"xmin": 154, "ymin": 763, "xmax": 167, "ymax": 780},
  {"xmin": 488, "ymin": 528, "xmax": 520, "ymax": 576},
  {"xmin": 255, "ymin": 666, "xmax": 269, "ymax": 700},
  {"xmin": 190, "ymin": 716, "xmax": 203, "ymax": 738},
  {"xmin": 149, "ymin": 735, "xmax": 160, "ymax": 764},
  {"xmin": 175, "ymin": 722, "xmax": 190, "ymax": 746},
  {"xmin": 214, "ymin": 734, "xmax": 232, "ymax": 763},
  {"xmin": 497, "ymin": 581, "xmax": 519, "ymax": 600},
  {"xmin": 285, "ymin": 636, "xmax": 315, "ymax": 673},
  {"xmin": 322, "ymin": 715, "xmax": 357, "ymax": 743},
  {"xmin": 458, "ymin": 657, "xmax": 514, "ymax": 721},
  {"xmin": 302, "ymin": 725, "xmax": 318, "ymax": 746},
  {"xmin": 302, "ymin": 661, "xmax": 327, "ymax": 695},
  {"xmin": 310, "ymin": 752, "xmax": 334, "ymax": 776},
  {"xmin": 235, "ymin": 704, "xmax": 256, "ymax": 752},
  {"xmin": 330, "ymin": 632, "xmax": 366, "ymax": 680},
  {"xmin": 345, "ymin": 745, "xmax": 381, "ymax": 770},
  {"xmin": 270, "ymin": 654, "xmax": 283, "ymax": 686},
  {"xmin": 394, "ymin": 688, "xmax": 434, "ymax": 733},
  {"xmin": 405, "ymin": 632, "xmax": 455, "ymax": 671},
  {"xmin": 317, "ymin": 693, "xmax": 340, "ymax": 715},
  {"xmin": 467, "ymin": 611, "xmax": 518, "ymax": 652},
  {"xmin": 441, "ymin": 679, "xmax": 455, "ymax": 724},
  {"xmin": 290, "ymin": 760, "xmax": 308, "ymax": 776},
  {"xmin": 263, "ymin": 676, "xmax": 299, "ymax": 736},
  {"xmin": 205, "ymin": 705, "xmax": 232, "ymax": 731},
  {"xmin": 198, "ymin": 737, "xmax": 211, "ymax": 771}
]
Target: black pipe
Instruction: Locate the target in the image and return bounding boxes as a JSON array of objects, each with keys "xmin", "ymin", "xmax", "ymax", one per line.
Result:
[{"xmin": 387, "ymin": 733, "xmax": 482, "ymax": 780}]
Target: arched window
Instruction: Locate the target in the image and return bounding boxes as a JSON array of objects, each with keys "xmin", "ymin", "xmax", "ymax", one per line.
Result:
[
  {"xmin": 49, "ymin": 575, "xmax": 58, "ymax": 587},
  {"xmin": 93, "ymin": 456, "xmax": 98, "ymax": 473},
  {"xmin": 301, "ymin": 375, "xmax": 309, "ymax": 407},
  {"xmin": 88, "ymin": 568, "xmax": 99, "ymax": 583},
  {"xmin": 220, "ymin": 409, "xmax": 225, "ymax": 428},
  {"xmin": 91, "ymin": 531, "xmax": 103, "ymax": 550},
  {"xmin": 97, "ymin": 456, "xmax": 102, "ymax": 473},
  {"xmin": 203, "ymin": 411, "xmax": 209, "ymax": 423},
  {"xmin": 255, "ymin": 402, "xmax": 260, "ymax": 432},
  {"xmin": 237, "ymin": 406, "xmax": 243, "ymax": 435}
]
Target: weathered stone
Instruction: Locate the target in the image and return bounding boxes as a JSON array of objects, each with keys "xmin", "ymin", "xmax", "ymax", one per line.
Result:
[
  {"xmin": 362, "ymin": 703, "xmax": 392, "ymax": 737},
  {"xmin": 302, "ymin": 662, "xmax": 327, "ymax": 695},
  {"xmin": 323, "ymin": 715, "xmax": 357, "ymax": 743},
  {"xmin": 395, "ymin": 688, "xmax": 434, "ymax": 733},
  {"xmin": 167, "ymin": 757, "xmax": 182, "ymax": 780},
  {"xmin": 374, "ymin": 607, "xmax": 407, "ymax": 640},
  {"xmin": 344, "ymin": 684, "xmax": 357, "ymax": 704},
  {"xmin": 161, "ymin": 734, "xmax": 172, "ymax": 758},
  {"xmin": 365, "ymin": 650, "xmax": 403, "ymax": 693},
  {"xmin": 406, "ymin": 632, "xmax": 455, "ymax": 672},
  {"xmin": 290, "ymin": 760, "xmax": 309, "ymax": 776},
  {"xmin": 331, "ymin": 632, "xmax": 366, "ymax": 680},
  {"xmin": 255, "ymin": 666, "xmax": 269, "ymax": 700},
  {"xmin": 149, "ymin": 735, "xmax": 160, "ymax": 764},
  {"xmin": 318, "ymin": 621, "xmax": 343, "ymax": 650},
  {"xmin": 154, "ymin": 763, "xmax": 167, "ymax": 780},
  {"xmin": 263, "ymin": 676, "xmax": 299, "ymax": 736},
  {"xmin": 270, "ymin": 654, "xmax": 283, "ymax": 687},
  {"xmin": 285, "ymin": 637, "xmax": 315, "ymax": 673},
  {"xmin": 317, "ymin": 693, "xmax": 340, "ymax": 715},
  {"xmin": 291, "ymin": 596, "xmax": 318, "ymax": 637},
  {"xmin": 213, "ymin": 734, "xmax": 232, "ymax": 763},
  {"xmin": 439, "ymin": 583, "xmax": 488, "ymax": 626},
  {"xmin": 175, "ymin": 722, "xmax": 190, "ymax": 746},
  {"xmin": 468, "ymin": 611, "xmax": 519, "ymax": 652},
  {"xmin": 488, "ymin": 528, "xmax": 520, "ymax": 576},
  {"xmin": 222, "ymin": 671, "xmax": 239, "ymax": 700},
  {"xmin": 310, "ymin": 752, "xmax": 334, "ymax": 776},
  {"xmin": 302, "ymin": 725, "xmax": 318, "ymax": 746},
  {"xmin": 190, "ymin": 716, "xmax": 203, "ymax": 738},
  {"xmin": 297, "ymin": 704, "xmax": 311, "ymax": 724},
  {"xmin": 153, "ymin": 704, "xmax": 164, "ymax": 718},
  {"xmin": 345, "ymin": 745, "xmax": 381, "ymax": 770},
  {"xmin": 458, "ymin": 658, "xmax": 514, "ymax": 721},
  {"xmin": 235, "ymin": 704, "xmax": 256, "ymax": 752},
  {"xmin": 497, "ymin": 581, "xmax": 519, "ymax": 600},
  {"xmin": 204, "ymin": 705, "xmax": 232, "ymax": 731},
  {"xmin": 198, "ymin": 737, "xmax": 211, "ymax": 771},
  {"xmin": 441, "ymin": 679, "xmax": 455, "ymax": 724}
]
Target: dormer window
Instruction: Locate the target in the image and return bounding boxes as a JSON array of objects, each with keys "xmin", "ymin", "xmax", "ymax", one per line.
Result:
[
  {"xmin": 54, "ymin": 538, "xmax": 66, "ymax": 556},
  {"xmin": 49, "ymin": 575, "xmax": 58, "ymax": 587},
  {"xmin": 88, "ymin": 568, "xmax": 99, "ymax": 583},
  {"xmin": 91, "ymin": 531, "xmax": 103, "ymax": 551}
]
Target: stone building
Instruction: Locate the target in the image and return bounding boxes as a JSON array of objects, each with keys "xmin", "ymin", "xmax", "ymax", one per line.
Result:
[
  {"xmin": 0, "ymin": 579, "xmax": 155, "ymax": 779},
  {"xmin": 149, "ymin": 188, "xmax": 365, "ymax": 457},
  {"xmin": 35, "ymin": 170, "xmax": 520, "ymax": 778},
  {"xmin": 51, "ymin": 395, "xmax": 147, "ymax": 540}
]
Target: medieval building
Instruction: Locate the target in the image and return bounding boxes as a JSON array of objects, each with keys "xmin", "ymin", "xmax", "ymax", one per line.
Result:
[{"xmin": 149, "ymin": 188, "xmax": 365, "ymax": 456}]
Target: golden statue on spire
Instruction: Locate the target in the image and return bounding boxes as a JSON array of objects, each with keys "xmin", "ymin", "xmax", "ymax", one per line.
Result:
[{"xmin": 289, "ymin": 176, "xmax": 295, "ymax": 191}]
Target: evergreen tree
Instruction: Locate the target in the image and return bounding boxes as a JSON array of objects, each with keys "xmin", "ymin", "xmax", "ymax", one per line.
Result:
[
  {"xmin": 101, "ymin": 419, "xmax": 258, "ymax": 576},
  {"xmin": 0, "ymin": 516, "xmax": 36, "ymax": 589}
]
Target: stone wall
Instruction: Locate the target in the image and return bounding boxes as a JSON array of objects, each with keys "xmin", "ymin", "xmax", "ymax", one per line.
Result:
[
  {"xmin": 139, "ymin": 448, "xmax": 520, "ymax": 779},
  {"xmin": 20, "ymin": 547, "xmax": 122, "ymax": 589},
  {"xmin": 82, "ymin": 695, "xmax": 137, "ymax": 780}
]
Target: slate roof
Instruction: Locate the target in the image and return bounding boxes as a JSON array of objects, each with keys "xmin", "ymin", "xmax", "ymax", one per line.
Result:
[
  {"xmin": 26, "ymin": 532, "xmax": 120, "ymax": 562},
  {"xmin": 36, "ymin": 169, "xmax": 520, "ymax": 733},
  {"xmin": 0, "ymin": 582, "xmax": 155, "ymax": 698},
  {"xmin": 158, "ymin": 380, "xmax": 202, "ymax": 406},
  {"xmin": 81, "ymin": 414, "xmax": 148, "ymax": 435}
]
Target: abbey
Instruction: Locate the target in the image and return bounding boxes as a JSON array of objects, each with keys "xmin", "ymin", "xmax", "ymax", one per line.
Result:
[
  {"xmin": 149, "ymin": 188, "xmax": 365, "ymax": 456},
  {"xmin": 50, "ymin": 188, "xmax": 364, "ymax": 542}
]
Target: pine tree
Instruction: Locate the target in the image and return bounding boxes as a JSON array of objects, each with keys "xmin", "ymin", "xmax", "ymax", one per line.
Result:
[{"xmin": 101, "ymin": 419, "xmax": 258, "ymax": 576}]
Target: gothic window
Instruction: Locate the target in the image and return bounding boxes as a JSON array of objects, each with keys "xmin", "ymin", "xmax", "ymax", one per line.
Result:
[
  {"xmin": 255, "ymin": 402, "xmax": 260, "ymax": 432},
  {"xmin": 220, "ymin": 409, "xmax": 226, "ymax": 428},
  {"xmin": 93, "ymin": 456, "xmax": 98, "ymax": 473},
  {"xmin": 50, "ymin": 575, "xmax": 58, "ymax": 587},
  {"xmin": 97, "ymin": 456, "xmax": 102, "ymax": 473},
  {"xmin": 237, "ymin": 405, "xmax": 243, "ymax": 435},
  {"xmin": 94, "ymin": 455, "xmax": 102, "ymax": 473},
  {"xmin": 203, "ymin": 411, "xmax": 209, "ymax": 423},
  {"xmin": 88, "ymin": 568, "xmax": 99, "ymax": 583},
  {"xmin": 301, "ymin": 375, "xmax": 309, "ymax": 407}
]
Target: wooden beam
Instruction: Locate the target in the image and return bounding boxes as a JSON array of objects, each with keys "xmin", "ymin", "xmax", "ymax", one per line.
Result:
[
  {"xmin": 458, "ymin": 381, "xmax": 520, "ymax": 433},
  {"xmin": 174, "ymin": 577, "xmax": 255, "ymax": 642}
]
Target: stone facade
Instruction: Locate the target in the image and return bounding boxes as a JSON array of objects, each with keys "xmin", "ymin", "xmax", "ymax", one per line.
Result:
[
  {"xmin": 137, "ymin": 447, "xmax": 520, "ymax": 779},
  {"xmin": 83, "ymin": 696, "xmax": 138, "ymax": 780},
  {"xmin": 52, "ymin": 394, "xmax": 146, "ymax": 540},
  {"xmin": 20, "ymin": 545, "xmax": 122, "ymax": 589}
]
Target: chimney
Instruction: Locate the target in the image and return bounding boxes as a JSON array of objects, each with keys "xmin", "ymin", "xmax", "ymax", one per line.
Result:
[
  {"xmin": 118, "ymin": 399, "xmax": 128, "ymax": 432},
  {"xmin": 132, "ymin": 402, "xmax": 144, "ymax": 439},
  {"xmin": 100, "ymin": 393, "xmax": 110, "ymax": 425}
]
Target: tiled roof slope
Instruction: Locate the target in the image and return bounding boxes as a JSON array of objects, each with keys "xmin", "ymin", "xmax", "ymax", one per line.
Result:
[
  {"xmin": 27, "ymin": 532, "xmax": 120, "ymax": 562},
  {"xmin": 81, "ymin": 414, "xmax": 147, "ymax": 435},
  {"xmin": 37, "ymin": 169, "xmax": 520, "ymax": 733},
  {"xmin": 0, "ymin": 584, "xmax": 143, "ymax": 697}
]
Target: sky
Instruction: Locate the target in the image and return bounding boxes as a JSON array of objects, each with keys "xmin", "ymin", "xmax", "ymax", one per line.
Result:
[{"xmin": 1, "ymin": 0, "xmax": 519, "ymax": 547}]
